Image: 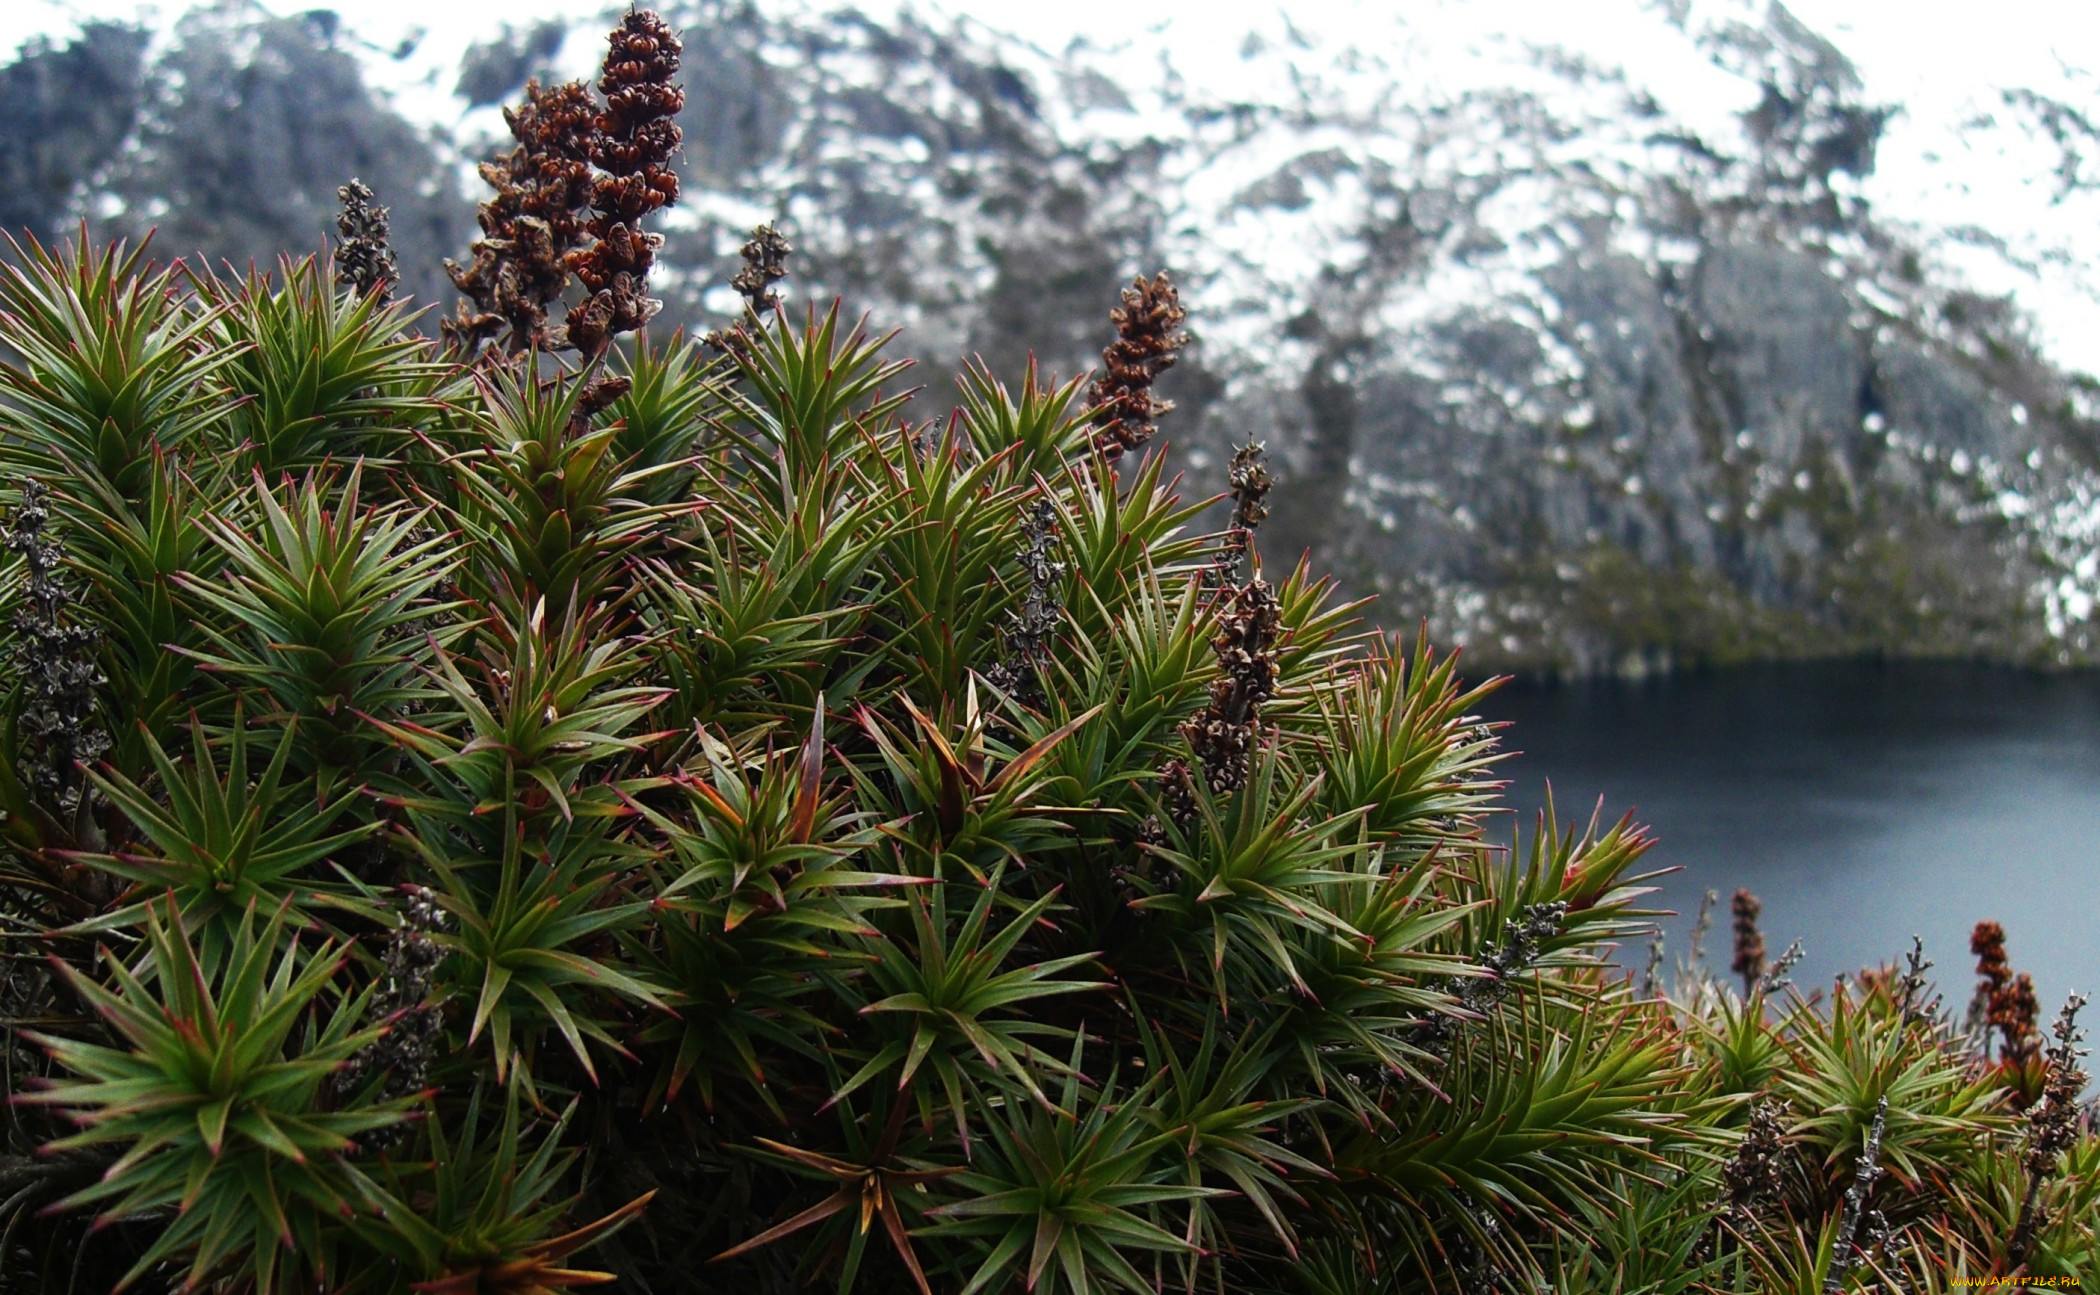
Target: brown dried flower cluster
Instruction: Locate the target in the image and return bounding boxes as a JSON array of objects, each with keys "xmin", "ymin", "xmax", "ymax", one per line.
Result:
[
  {"xmin": 733, "ymin": 223, "xmax": 793, "ymax": 313},
  {"xmin": 705, "ymin": 224, "xmax": 794, "ymax": 359},
  {"xmin": 983, "ymin": 498, "xmax": 1065, "ymax": 710},
  {"xmin": 1970, "ymin": 919, "xmax": 2040, "ymax": 1066},
  {"xmin": 565, "ymin": 10, "xmax": 685, "ymax": 358},
  {"xmin": 1159, "ymin": 576, "xmax": 1282, "ymax": 829},
  {"xmin": 3, "ymin": 478, "xmax": 108, "ymax": 820},
  {"xmin": 1730, "ymin": 888, "xmax": 1766, "ymax": 994},
  {"xmin": 1087, "ymin": 272, "xmax": 1188, "ymax": 461},
  {"xmin": 2010, "ymin": 993, "xmax": 2091, "ymax": 1262},
  {"xmin": 333, "ymin": 179, "xmax": 397, "ymax": 305},
  {"xmin": 1722, "ymin": 1098, "xmax": 1789, "ymax": 1223},
  {"xmin": 1219, "ymin": 441, "xmax": 1271, "ymax": 582},
  {"xmin": 444, "ymin": 78, "xmax": 599, "ymax": 354}
]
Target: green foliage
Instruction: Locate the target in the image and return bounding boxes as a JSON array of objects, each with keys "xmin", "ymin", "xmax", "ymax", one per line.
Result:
[
  {"xmin": 20, "ymin": 898, "xmax": 409, "ymax": 1293},
  {"xmin": 0, "ymin": 228, "xmax": 2091, "ymax": 1295}
]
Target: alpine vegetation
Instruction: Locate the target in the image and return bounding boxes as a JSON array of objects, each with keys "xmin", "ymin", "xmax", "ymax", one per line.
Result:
[{"xmin": 0, "ymin": 12, "xmax": 2092, "ymax": 1293}]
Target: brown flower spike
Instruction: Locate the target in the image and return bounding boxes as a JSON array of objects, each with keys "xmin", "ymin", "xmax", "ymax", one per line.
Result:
[
  {"xmin": 1970, "ymin": 919, "xmax": 2040, "ymax": 1066},
  {"xmin": 334, "ymin": 179, "xmax": 398, "ymax": 304},
  {"xmin": 565, "ymin": 10, "xmax": 685, "ymax": 358},
  {"xmin": 445, "ymin": 78, "xmax": 599, "ymax": 353},
  {"xmin": 732, "ymin": 223, "xmax": 792, "ymax": 313},
  {"xmin": 1730, "ymin": 888, "xmax": 1766, "ymax": 995},
  {"xmin": 1088, "ymin": 272, "xmax": 1189, "ymax": 460}
]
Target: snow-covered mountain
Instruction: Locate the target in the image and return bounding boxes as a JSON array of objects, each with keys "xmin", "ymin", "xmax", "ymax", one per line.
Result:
[{"xmin": 7, "ymin": 0, "xmax": 2099, "ymax": 673}]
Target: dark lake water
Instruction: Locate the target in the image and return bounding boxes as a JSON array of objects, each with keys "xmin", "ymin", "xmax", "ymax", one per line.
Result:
[{"xmin": 1476, "ymin": 662, "xmax": 2100, "ymax": 1016}]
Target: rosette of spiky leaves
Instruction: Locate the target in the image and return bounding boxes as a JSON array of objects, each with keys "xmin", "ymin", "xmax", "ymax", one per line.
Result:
[
  {"xmin": 0, "ymin": 233, "xmax": 239, "ymax": 498},
  {"xmin": 1930, "ymin": 1131, "xmax": 2100, "ymax": 1276},
  {"xmin": 1309, "ymin": 632, "xmax": 1504, "ymax": 849},
  {"xmin": 834, "ymin": 879, "xmax": 1103, "ymax": 1137},
  {"xmin": 623, "ymin": 711, "xmax": 903, "ymax": 1108},
  {"xmin": 371, "ymin": 603, "xmax": 669, "ymax": 1086},
  {"xmin": 864, "ymin": 423, "xmax": 1029, "ymax": 700},
  {"xmin": 1323, "ymin": 994, "xmax": 1708, "ymax": 1277},
  {"xmin": 1278, "ymin": 845, "xmax": 1472, "ymax": 1110},
  {"xmin": 380, "ymin": 598, "xmax": 668, "ymax": 824},
  {"xmin": 191, "ymin": 256, "xmax": 450, "ymax": 475},
  {"xmin": 954, "ymin": 358, "xmax": 1093, "ymax": 488},
  {"xmin": 1130, "ymin": 1012, "xmax": 1331, "ymax": 1275},
  {"xmin": 1774, "ymin": 982, "xmax": 2008, "ymax": 1218},
  {"xmin": 359, "ymin": 1085, "xmax": 653, "ymax": 1295},
  {"xmin": 715, "ymin": 304, "xmax": 914, "ymax": 490},
  {"xmin": 1542, "ymin": 1165, "xmax": 1734, "ymax": 1295},
  {"xmin": 65, "ymin": 713, "xmax": 381, "ymax": 937},
  {"xmin": 178, "ymin": 465, "xmax": 462, "ymax": 778},
  {"xmin": 441, "ymin": 366, "xmax": 689, "ymax": 620},
  {"xmin": 606, "ymin": 335, "xmax": 727, "ymax": 505},
  {"xmin": 1131, "ymin": 742, "xmax": 1380, "ymax": 1008},
  {"xmin": 1439, "ymin": 797, "xmax": 1671, "ymax": 980},
  {"xmin": 918, "ymin": 1046, "xmax": 1219, "ymax": 1295},
  {"xmin": 851, "ymin": 686, "xmax": 1103, "ymax": 880},
  {"xmin": 635, "ymin": 535, "xmax": 854, "ymax": 736},
  {"xmin": 1050, "ymin": 453, "xmax": 1212, "ymax": 646},
  {"xmin": 21, "ymin": 897, "xmax": 412, "ymax": 1293},
  {"xmin": 709, "ymin": 1092, "xmax": 959, "ymax": 1295},
  {"xmin": 1045, "ymin": 571, "xmax": 1219, "ymax": 818},
  {"xmin": 409, "ymin": 790, "xmax": 664, "ymax": 1088}
]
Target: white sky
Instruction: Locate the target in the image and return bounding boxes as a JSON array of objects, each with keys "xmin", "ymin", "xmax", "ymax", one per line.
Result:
[{"xmin": 8, "ymin": 0, "xmax": 2100, "ymax": 372}]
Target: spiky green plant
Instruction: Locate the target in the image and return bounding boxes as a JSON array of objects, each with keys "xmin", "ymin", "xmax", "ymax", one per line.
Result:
[{"xmin": 0, "ymin": 15, "xmax": 2093, "ymax": 1291}]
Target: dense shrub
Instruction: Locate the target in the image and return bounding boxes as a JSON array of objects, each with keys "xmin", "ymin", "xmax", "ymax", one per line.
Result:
[{"xmin": 0, "ymin": 12, "xmax": 2092, "ymax": 1293}]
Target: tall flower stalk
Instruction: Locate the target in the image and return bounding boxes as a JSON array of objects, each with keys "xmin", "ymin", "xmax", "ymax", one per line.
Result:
[
  {"xmin": 564, "ymin": 10, "xmax": 684, "ymax": 358},
  {"xmin": 2, "ymin": 478, "xmax": 107, "ymax": 818},
  {"xmin": 1087, "ymin": 271, "xmax": 1188, "ymax": 461},
  {"xmin": 334, "ymin": 179, "xmax": 398, "ymax": 304},
  {"xmin": 445, "ymin": 79, "xmax": 599, "ymax": 354}
]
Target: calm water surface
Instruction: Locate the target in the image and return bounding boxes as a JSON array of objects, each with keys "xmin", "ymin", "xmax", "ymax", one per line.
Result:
[{"xmin": 1477, "ymin": 662, "xmax": 2100, "ymax": 1013}]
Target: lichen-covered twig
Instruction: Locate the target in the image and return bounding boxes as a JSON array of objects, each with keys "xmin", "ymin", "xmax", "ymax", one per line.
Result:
[{"xmin": 1821, "ymin": 1095, "xmax": 1888, "ymax": 1295}]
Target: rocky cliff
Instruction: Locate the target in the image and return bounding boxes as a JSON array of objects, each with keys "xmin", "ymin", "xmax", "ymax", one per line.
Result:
[{"xmin": 7, "ymin": 0, "xmax": 2096, "ymax": 674}]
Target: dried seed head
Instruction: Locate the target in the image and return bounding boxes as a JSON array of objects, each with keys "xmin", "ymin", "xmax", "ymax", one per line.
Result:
[
  {"xmin": 2, "ymin": 478, "xmax": 108, "ymax": 817},
  {"xmin": 445, "ymin": 78, "xmax": 598, "ymax": 353},
  {"xmin": 1972, "ymin": 920, "xmax": 2041, "ymax": 1065},
  {"xmin": 732, "ymin": 223, "xmax": 792, "ymax": 314},
  {"xmin": 1088, "ymin": 271, "xmax": 1188, "ymax": 461},
  {"xmin": 1722, "ymin": 1098, "xmax": 1788, "ymax": 1221},
  {"xmin": 564, "ymin": 9, "xmax": 685, "ymax": 358},
  {"xmin": 983, "ymin": 499, "xmax": 1065, "ymax": 710},
  {"xmin": 334, "ymin": 179, "xmax": 398, "ymax": 304},
  {"xmin": 1217, "ymin": 440, "xmax": 1272, "ymax": 583},
  {"xmin": 1730, "ymin": 888, "xmax": 1766, "ymax": 994},
  {"xmin": 1158, "ymin": 575, "xmax": 1282, "ymax": 829}
]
